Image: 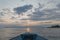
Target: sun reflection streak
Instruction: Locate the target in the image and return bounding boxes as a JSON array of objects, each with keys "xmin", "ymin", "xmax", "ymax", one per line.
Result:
[
  {"xmin": 26, "ymin": 20, "xmax": 31, "ymax": 32},
  {"xmin": 26, "ymin": 27, "xmax": 30, "ymax": 32}
]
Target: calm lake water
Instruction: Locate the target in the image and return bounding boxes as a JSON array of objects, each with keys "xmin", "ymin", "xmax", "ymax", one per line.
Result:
[{"xmin": 0, "ymin": 28, "xmax": 60, "ymax": 40}]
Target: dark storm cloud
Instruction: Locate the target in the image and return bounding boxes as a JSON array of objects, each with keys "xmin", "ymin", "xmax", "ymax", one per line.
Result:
[{"xmin": 14, "ymin": 5, "xmax": 33, "ymax": 14}]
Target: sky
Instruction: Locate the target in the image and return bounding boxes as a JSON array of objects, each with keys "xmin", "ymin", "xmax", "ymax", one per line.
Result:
[{"xmin": 0, "ymin": 0, "xmax": 60, "ymax": 28}]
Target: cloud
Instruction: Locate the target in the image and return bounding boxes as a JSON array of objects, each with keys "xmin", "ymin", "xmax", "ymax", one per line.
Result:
[
  {"xmin": 28, "ymin": 11, "xmax": 45, "ymax": 20},
  {"xmin": 0, "ymin": 2, "xmax": 60, "ymax": 28},
  {"xmin": 0, "ymin": 12, "xmax": 5, "ymax": 16},
  {"xmin": 0, "ymin": 8, "xmax": 18, "ymax": 23},
  {"xmin": 14, "ymin": 4, "xmax": 33, "ymax": 14},
  {"xmin": 42, "ymin": 3, "xmax": 60, "ymax": 20},
  {"xmin": 1, "ymin": 3, "xmax": 60, "ymax": 21},
  {"xmin": 26, "ymin": 3, "xmax": 60, "ymax": 21},
  {"xmin": 0, "ymin": 24, "xmax": 25, "ymax": 28},
  {"xmin": 57, "ymin": 3, "xmax": 60, "ymax": 9},
  {"xmin": 0, "ymin": 19, "xmax": 5, "ymax": 22}
]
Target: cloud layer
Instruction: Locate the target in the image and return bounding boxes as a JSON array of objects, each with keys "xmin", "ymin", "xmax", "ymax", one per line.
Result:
[
  {"xmin": 26, "ymin": 3, "xmax": 60, "ymax": 21},
  {"xmin": 0, "ymin": 0, "xmax": 60, "ymax": 27},
  {"xmin": 14, "ymin": 5, "xmax": 33, "ymax": 14}
]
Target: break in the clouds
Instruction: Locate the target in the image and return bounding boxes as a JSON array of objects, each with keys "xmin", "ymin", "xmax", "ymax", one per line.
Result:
[{"xmin": 14, "ymin": 5, "xmax": 33, "ymax": 14}]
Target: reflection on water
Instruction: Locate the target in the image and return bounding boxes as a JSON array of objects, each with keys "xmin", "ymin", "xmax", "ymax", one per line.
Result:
[{"xmin": 0, "ymin": 28, "xmax": 60, "ymax": 40}]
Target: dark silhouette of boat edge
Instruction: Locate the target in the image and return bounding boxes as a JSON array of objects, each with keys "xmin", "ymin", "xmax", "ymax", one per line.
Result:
[{"xmin": 10, "ymin": 32, "xmax": 48, "ymax": 40}]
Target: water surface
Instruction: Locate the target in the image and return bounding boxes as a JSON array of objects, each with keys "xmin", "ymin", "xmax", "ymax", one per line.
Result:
[{"xmin": 0, "ymin": 28, "xmax": 60, "ymax": 40}]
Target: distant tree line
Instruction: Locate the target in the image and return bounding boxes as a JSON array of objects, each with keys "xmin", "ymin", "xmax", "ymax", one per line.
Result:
[{"xmin": 48, "ymin": 25, "xmax": 60, "ymax": 28}]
